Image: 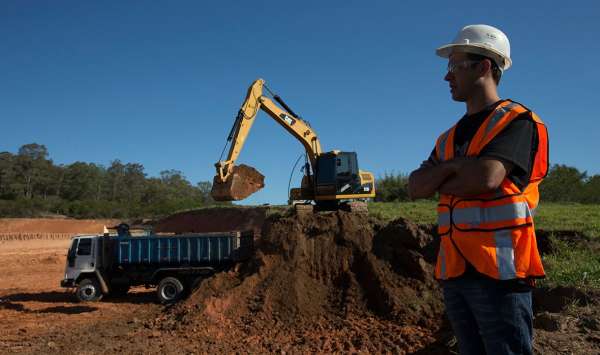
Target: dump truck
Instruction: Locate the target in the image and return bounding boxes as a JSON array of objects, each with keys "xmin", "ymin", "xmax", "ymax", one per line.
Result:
[
  {"xmin": 60, "ymin": 228, "xmax": 253, "ymax": 304},
  {"xmin": 211, "ymin": 79, "xmax": 375, "ymax": 212}
]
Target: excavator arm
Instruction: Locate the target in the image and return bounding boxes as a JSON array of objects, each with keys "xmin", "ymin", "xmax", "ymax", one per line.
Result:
[{"xmin": 212, "ymin": 79, "xmax": 322, "ymax": 201}]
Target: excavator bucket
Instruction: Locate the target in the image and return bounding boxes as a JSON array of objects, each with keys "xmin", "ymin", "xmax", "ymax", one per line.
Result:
[{"xmin": 211, "ymin": 164, "xmax": 265, "ymax": 201}]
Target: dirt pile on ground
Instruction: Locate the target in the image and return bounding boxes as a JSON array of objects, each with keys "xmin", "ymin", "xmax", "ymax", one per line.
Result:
[
  {"xmin": 153, "ymin": 207, "xmax": 267, "ymax": 236},
  {"xmin": 150, "ymin": 211, "xmax": 444, "ymax": 353},
  {"xmin": 531, "ymin": 286, "xmax": 600, "ymax": 353}
]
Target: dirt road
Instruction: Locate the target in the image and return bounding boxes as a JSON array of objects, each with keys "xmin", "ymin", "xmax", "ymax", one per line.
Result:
[{"xmin": 0, "ymin": 239, "xmax": 161, "ymax": 354}]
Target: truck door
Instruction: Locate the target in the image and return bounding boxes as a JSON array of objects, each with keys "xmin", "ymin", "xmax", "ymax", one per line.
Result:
[
  {"xmin": 63, "ymin": 236, "xmax": 103, "ymax": 291},
  {"xmin": 75, "ymin": 237, "xmax": 95, "ymax": 271},
  {"xmin": 64, "ymin": 237, "xmax": 95, "ymax": 283}
]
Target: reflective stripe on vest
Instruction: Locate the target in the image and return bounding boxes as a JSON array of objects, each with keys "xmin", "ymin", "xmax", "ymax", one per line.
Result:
[
  {"xmin": 495, "ymin": 229, "xmax": 516, "ymax": 279},
  {"xmin": 484, "ymin": 102, "xmax": 519, "ymax": 136},
  {"xmin": 438, "ymin": 201, "xmax": 532, "ymax": 228}
]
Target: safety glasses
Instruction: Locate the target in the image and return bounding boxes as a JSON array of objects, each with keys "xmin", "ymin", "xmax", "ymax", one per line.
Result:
[{"xmin": 447, "ymin": 60, "xmax": 480, "ymax": 73}]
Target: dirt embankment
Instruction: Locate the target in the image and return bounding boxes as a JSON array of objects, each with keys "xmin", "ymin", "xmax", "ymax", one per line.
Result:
[
  {"xmin": 0, "ymin": 218, "xmax": 119, "ymax": 241},
  {"xmin": 153, "ymin": 207, "xmax": 267, "ymax": 236}
]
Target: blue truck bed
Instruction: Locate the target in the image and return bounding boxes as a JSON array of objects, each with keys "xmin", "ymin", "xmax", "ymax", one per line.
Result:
[{"xmin": 114, "ymin": 231, "xmax": 253, "ymax": 266}]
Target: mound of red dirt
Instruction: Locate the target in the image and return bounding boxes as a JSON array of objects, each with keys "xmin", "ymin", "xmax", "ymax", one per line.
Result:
[
  {"xmin": 150, "ymin": 211, "xmax": 444, "ymax": 353},
  {"xmin": 153, "ymin": 207, "xmax": 267, "ymax": 236}
]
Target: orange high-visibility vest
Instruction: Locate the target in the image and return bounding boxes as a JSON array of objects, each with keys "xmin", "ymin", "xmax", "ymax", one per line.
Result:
[{"xmin": 434, "ymin": 100, "xmax": 549, "ymax": 280}]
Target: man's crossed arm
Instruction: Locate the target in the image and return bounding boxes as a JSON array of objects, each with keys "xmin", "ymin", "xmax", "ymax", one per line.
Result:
[{"xmin": 407, "ymin": 157, "xmax": 512, "ymax": 199}]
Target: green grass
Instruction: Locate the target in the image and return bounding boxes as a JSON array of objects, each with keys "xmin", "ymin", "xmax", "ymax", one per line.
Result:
[
  {"xmin": 533, "ymin": 202, "xmax": 600, "ymax": 239},
  {"xmin": 539, "ymin": 237, "xmax": 600, "ymax": 289},
  {"xmin": 369, "ymin": 200, "xmax": 438, "ymax": 224},
  {"xmin": 370, "ymin": 201, "xmax": 600, "ymax": 289},
  {"xmin": 369, "ymin": 201, "xmax": 600, "ymax": 238}
]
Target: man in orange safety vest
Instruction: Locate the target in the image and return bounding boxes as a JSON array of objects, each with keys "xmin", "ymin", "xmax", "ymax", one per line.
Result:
[{"xmin": 408, "ymin": 24, "xmax": 549, "ymax": 355}]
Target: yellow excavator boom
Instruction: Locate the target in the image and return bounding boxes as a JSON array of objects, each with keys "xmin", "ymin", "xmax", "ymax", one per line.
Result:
[{"xmin": 212, "ymin": 79, "xmax": 322, "ymax": 201}]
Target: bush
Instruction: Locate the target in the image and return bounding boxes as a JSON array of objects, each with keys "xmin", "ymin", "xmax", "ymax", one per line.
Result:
[{"xmin": 374, "ymin": 172, "xmax": 410, "ymax": 202}]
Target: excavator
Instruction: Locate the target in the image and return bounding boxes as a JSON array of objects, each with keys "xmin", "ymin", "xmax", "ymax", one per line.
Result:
[{"xmin": 211, "ymin": 79, "xmax": 375, "ymax": 211}]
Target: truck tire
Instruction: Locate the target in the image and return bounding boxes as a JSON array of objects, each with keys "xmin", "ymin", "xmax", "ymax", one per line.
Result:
[
  {"xmin": 157, "ymin": 276, "xmax": 185, "ymax": 304},
  {"xmin": 76, "ymin": 278, "xmax": 103, "ymax": 302}
]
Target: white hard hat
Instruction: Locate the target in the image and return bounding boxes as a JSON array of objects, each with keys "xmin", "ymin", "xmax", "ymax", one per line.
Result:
[{"xmin": 436, "ymin": 24, "xmax": 512, "ymax": 71}]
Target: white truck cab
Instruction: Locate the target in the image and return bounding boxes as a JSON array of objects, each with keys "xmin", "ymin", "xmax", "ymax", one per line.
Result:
[{"xmin": 61, "ymin": 235, "xmax": 108, "ymax": 301}]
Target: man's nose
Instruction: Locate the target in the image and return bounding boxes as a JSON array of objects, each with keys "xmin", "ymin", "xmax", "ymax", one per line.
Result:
[{"xmin": 444, "ymin": 71, "xmax": 453, "ymax": 82}]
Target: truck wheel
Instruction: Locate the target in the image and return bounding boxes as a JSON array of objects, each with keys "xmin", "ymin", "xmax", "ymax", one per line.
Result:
[
  {"xmin": 157, "ymin": 277, "xmax": 184, "ymax": 304},
  {"xmin": 76, "ymin": 278, "xmax": 103, "ymax": 302}
]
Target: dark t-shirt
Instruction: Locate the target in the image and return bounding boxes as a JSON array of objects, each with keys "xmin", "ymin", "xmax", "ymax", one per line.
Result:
[{"xmin": 430, "ymin": 100, "xmax": 538, "ymax": 190}]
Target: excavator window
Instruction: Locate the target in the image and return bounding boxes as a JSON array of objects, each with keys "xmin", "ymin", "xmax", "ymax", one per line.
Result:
[
  {"xmin": 316, "ymin": 155, "xmax": 336, "ymax": 185},
  {"xmin": 316, "ymin": 152, "xmax": 360, "ymax": 193},
  {"xmin": 335, "ymin": 153, "xmax": 357, "ymax": 179}
]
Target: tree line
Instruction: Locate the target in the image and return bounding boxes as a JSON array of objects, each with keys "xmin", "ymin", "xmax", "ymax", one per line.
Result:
[
  {"xmin": 2, "ymin": 143, "xmax": 596, "ymax": 218},
  {"xmin": 0, "ymin": 143, "xmax": 220, "ymax": 218},
  {"xmin": 375, "ymin": 165, "xmax": 600, "ymax": 204}
]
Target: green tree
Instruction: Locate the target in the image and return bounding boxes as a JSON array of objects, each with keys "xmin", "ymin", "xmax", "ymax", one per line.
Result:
[
  {"xmin": 197, "ymin": 181, "xmax": 214, "ymax": 203},
  {"xmin": 580, "ymin": 175, "xmax": 600, "ymax": 204},
  {"xmin": 160, "ymin": 170, "xmax": 194, "ymax": 199},
  {"xmin": 375, "ymin": 172, "xmax": 410, "ymax": 202},
  {"xmin": 15, "ymin": 143, "xmax": 51, "ymax": 199},
  {"xmin": 123, "ymin": 163, "xmax": 146, "ymax": 203},
  {"xmin": 539, "ymin": 164, "xmax": 586, "ymax": 202},
  {"xmin": 0, "ymin": 152, "xmax": 18, "ymax": 198},
  {"xmin": 106, "ymin": 160, "xmax": 126, "ymax": 201},
  {"xmin": 61, "ymin": 162, "xmax": 106, "ymax": 201}
]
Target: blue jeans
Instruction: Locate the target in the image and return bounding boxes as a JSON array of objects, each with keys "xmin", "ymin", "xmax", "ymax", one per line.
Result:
[{"xmin": 442, "ymin": 277, "xmax": 533, "ymax": 355}]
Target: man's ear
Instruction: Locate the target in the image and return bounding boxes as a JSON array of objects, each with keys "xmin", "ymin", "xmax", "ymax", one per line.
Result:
[{"xmin": 479, "ymin": 59, "xmax": 493, "ymax": 77}]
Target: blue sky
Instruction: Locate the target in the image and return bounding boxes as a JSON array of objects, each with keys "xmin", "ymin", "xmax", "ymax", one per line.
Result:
[{"xmin": 2, "ymin": 1, "xmax": 599, "ymax": 205}]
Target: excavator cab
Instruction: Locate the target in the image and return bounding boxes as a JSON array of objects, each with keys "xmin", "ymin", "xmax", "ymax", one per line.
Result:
[
  {"xmin": 312, "ymin": 151, "xmax": 373, "ymax": 199},
  {"xmin": 315, "ymin": 152, "xmax": 358, "ymax": 195}
]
